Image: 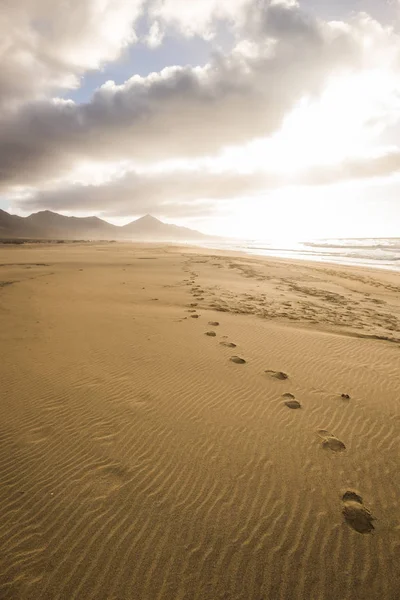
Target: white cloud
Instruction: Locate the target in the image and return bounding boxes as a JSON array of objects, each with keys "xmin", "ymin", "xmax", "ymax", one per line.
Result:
[
  {"xmin": 145, "ymin": 21, "xmax": 165, "ymax": 48},
  {"xmin": 148, "ymin": 0, "xmax": 251, "ymax": 38},
  {"xmin": 0, "ymin": 0, "xmax": 145, "ymax": 106}
]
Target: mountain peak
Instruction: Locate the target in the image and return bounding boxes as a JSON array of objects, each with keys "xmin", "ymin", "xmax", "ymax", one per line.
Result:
[
  {"xmin": 0, "ymin": 208, "xmax": 213, "ymax": 241},
  {"xmin": 27, "ymin": 210, "xmax": 66, "ymax": 224},
  {"xmin": 32, "ymin": 210, "xmax": 58, "ymax": 216},
  {"xmin": 136, "ymin": 214, "xmax": 161, "ymax": 223}
]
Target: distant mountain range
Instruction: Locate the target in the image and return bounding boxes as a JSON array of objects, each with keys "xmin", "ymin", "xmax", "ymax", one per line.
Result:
[{"xmin": 0, "ymin": 210, "xmax": 214, "ymax": 242}]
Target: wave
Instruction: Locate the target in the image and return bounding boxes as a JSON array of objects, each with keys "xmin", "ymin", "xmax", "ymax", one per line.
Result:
[
  {"xmin": 303, "ymin": 238, "xmax": 400, "ymax": 251},
  {"xmin": 197, "ymin": 238, "xmax": 400, "ymax": 271}
]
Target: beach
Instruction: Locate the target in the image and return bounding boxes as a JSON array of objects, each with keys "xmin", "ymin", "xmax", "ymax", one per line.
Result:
[{"xmin": 1, "ymin": 242, "xmax": 400, "ymax": 600}]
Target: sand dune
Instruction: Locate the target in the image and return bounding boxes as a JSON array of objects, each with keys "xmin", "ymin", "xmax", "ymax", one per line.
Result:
[{"xmin": 1, "ymin": 243, "xmax": 400, "ymax": 599}]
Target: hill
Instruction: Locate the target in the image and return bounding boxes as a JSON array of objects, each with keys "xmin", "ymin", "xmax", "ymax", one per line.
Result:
[{"xmin": 0, "ymin": 210, "xmax": 212, "ymax": 242}]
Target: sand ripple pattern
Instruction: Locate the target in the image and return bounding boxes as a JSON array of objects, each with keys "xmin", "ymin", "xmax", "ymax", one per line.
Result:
[{"xmin": 1, "ymin": 247, "xmax": 400, "ymax": 600}]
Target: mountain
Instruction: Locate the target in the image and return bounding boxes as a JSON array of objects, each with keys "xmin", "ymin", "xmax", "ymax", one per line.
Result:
[
  {"xmin": 0, "ymin": 209, "xmax": 39, "ymax": 239},
  {"xmin": 25, "ymin": 210, "xmax": 117, "ymax": 239},
  {"xmin": 121, "ymin": 214, "xmax": 210, "ymax": 240},
  {"xmin": 0, "ymin": 210, "xmax": 213, "ymax": 242}
]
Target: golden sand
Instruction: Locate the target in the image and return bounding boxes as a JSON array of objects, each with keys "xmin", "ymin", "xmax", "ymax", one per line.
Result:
[{"xmin": 1, "ymin": 242, "xmax": 400, "ymax": 599}]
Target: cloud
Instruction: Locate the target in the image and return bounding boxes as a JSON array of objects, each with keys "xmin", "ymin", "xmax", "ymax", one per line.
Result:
[
  {"xmin": 17, "ymin": 147, "xmax": 400, "ymax": 220},
  {"xmin": 0, "ymin": 0, "xmax": 145, "ymax": 107},
  {"xmin": 148, "ymin": 0, "xmax": 251, "ymax": 39},
  {"xmin": 300, "ymin": 149, "xmax": 400, "ymax": 185},
  {"xmin": 18, "ymin": 168, "xmax": 276, "ymax": 218},
  {"xmin": 145, "ymin": 21, "xmax": 165, "ymax": 48},
  {"xmin": 2, "ymin": 2, "xmax": 396, "ymax": 195}
]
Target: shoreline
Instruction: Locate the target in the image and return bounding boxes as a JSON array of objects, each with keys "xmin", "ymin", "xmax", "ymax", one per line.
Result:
[
  {"xmin": 192, "ymin": 241, "xmax": 400, "ymax": 273},
  {"xmin": 178, "ymin": 242, "xmax": 400, "ymax": 279},
  {"xmin": 2, "ymin": 236, "xmax": 400, "ymax": 273}
]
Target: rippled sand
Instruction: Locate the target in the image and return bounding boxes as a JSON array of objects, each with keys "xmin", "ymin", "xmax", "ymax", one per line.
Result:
[{"xmin": 1, "ymin": 242, "xmax": 399, "ymax": 600}]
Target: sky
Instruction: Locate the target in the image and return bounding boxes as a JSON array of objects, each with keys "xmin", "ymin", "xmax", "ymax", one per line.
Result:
[{"xmin": 1, "ymin": 0, "xmax": 400, "ymax": 240}]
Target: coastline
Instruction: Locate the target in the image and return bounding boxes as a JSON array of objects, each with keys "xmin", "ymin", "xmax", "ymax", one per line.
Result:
[{"xmin": 193, "ymin": 238, "xmax": 400, "ymax": 273}]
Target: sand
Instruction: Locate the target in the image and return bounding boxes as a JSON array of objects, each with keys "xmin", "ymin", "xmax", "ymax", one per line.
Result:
[{"xmin": 0, "ymin": 242, "xmax": 400, "ymax": 600}]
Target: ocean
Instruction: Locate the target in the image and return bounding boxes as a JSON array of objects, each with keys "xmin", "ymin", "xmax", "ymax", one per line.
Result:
[{"xmin": 198, "ymin": 238, "xmax": 400, "ymax": 271}]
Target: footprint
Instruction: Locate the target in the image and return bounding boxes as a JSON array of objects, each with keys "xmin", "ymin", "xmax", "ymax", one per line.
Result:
[
  {"xmin": 282, "ymin": 393, "xmax": 295, "ymax": 399},
  {"xmin": 220, "ymin": 341, "xmax": 237, "ymax": 348},
  {"xmin": 230, "ymin": 356, "xmax": 246, "ymax": 364},
  {"xmin": 208, "ymin": 321, "xmax": 220, "ymax": 326},
  {"xmin": 284, "ymin": 399, "xmax": 301, "ymax": 409},
  {"xmin": 317, "ymin": 430, "xmax": 346, "ymax": 452},
  {"xmin": 186, "ymin": 309, "xmax": 197, "ymax": 313},
  {"xmin": 265, "ymin": 370, "xmax": 289, "ymax": 380},
  {"xmin": 342, "ymin": 491, "xmax": 375, "ymax": 534},
  {"xmin": 205, "ymin": 331, "xmax": 217, "ymax": 337},
  {"xmin": 191, "ymin": 314, "xmax": 200, "ymax": 319},
  {"xmin": 341, "ymin": 393, "xmax": 351, "ymax": 400},
  {"xmin": 188, "ymin": 303, "xmax": 198, "ymax": 307},
  {"xmin": 343, "ymin": 490, "xmax": 363, "ymax": 503}
]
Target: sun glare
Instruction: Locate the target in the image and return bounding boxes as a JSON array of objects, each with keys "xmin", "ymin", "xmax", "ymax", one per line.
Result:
[
  {"xmin": 219, "ymin": 68, "xmax": 399, "ymax": 177},
  {"xmin": 276, "ymin": 69, "xmax": 399, "ymax": 171}
]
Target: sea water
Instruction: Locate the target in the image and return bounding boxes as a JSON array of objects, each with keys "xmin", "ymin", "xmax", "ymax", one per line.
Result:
[{"xmin": 197, "ymin": 238, "xmax": 400, "ymax": 271}]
